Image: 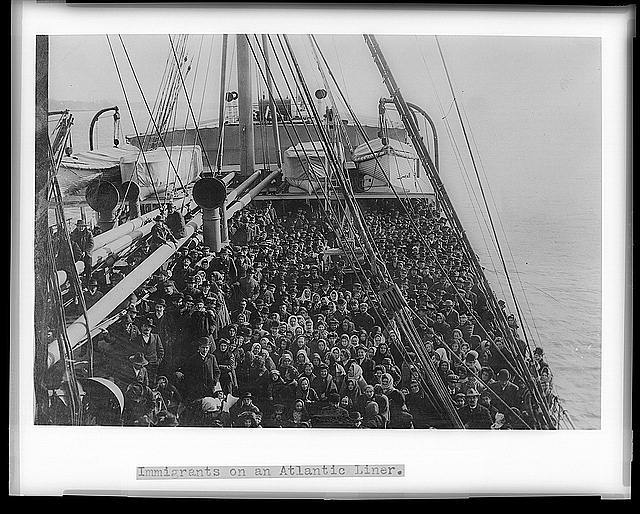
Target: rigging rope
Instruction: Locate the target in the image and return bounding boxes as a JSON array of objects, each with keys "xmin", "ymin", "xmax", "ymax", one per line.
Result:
[
  {"xmin": 167, "ymin": 34, "xmax": 215, "ymax": 173},
  {"xmin": 247, "ymin": 35, "xmax": 458, "ymax": 425},
  {"xmin": 117, "ymin": 35, "xmax": 189, "ymax": 198},
  {"xmin": 106, "ymin": 35, "xmax": 164, "ymax": 208},
  {"xmin": 280, "ymin": 34, "xmax": 464, "ymax": 426}
]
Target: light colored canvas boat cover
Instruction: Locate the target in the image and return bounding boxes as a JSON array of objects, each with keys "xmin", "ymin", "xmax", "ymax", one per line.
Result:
[
  {"xmin": 352, "ymin": 137, "xmax": 417, "ymax": 163},
  {"xmin": 282, "ymin": 141, "xmax": 329, "ymax": 194},
  {"xmin": 61, "ymin": 146, "xmax": 141, "ymax": 171},
  {"xmin": 119, "ymin": 145, "xmax": 203, "ymax": 196}
]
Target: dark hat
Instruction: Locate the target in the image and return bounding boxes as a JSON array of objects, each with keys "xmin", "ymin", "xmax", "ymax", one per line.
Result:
[
  {"xmin": 141, "ymin": 317, "xmax": 154, "ymax": 327},
  {"xmin": 76, "ymin": 219, "xmax": 88, "ymax": 226},
  {"xmin": 88, "ymin": 279, "xmax": 98, "ymax": 286},
  {"xmin": 497, "ymin": 369, "xmax": 511, "ymax": 381},
  {"xmin": 196, "ymin": 336, "xmax": 211, "ymax": 347},
  {"xmin": 533, "ymin": 347, "xmax": 544, "ymax": 355},
  {"xmin": 129, "ymin": 352, "xmax": 148, "ymax": 366},
  {"xmin": 242, "ymin": 391, "xmax": 253, "ymax": 399},
  {"xmin": 155, "ymin": 299, "xmax": 166, "ymax": 307},
  {"xmin": 446, "ymin": 373, "xmax": 459, "ymax": 382},
  {"xmin": 154, "ymin": 215, "xmax": 163, "ymax": 221}
]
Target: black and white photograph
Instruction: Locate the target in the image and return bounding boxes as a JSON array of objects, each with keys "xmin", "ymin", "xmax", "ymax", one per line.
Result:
[{"xmin": 12, "ymin": 3, "xmax": 632, "ymax": 498}]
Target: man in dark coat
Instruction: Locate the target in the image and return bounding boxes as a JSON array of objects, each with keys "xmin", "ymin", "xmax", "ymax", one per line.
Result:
[
  {"xmin": 457, "ymin": 388, "xmax": 492, "ymax": 429},
  {"xmin": 131, "ymin": 317, "xmax": 165, "ymax": 385},
  {"xmin": 188, "ymin": 299, "xmax": 217, "ymax": 347},
  {"xmin": 165, "ymin": 203, "xmax": 186, "ymax": 239},
  {"xmin": 150, "ymin": 215, "xmax": 178, "ymax": 252},
  {"xmin": 69, "ymin": 219, "xmax": 94, "ymax": 283},
  {"xmin": 83, "ymin": 279, "xmax": 104, "ymax": 309},
  {"xmin": 352, "ymin": 302, "xmax": 375, "ymax": 333},
  {"xmin": 177, "ymin": 337, "xmax": 221, "ymax": 402},
  {"xmin": 442, "ymin": 299, "xmax": 460, "ymax": 330},
  {"xmin": 489, "ymin": 368, "xmax": 521, "ymax": 410}
]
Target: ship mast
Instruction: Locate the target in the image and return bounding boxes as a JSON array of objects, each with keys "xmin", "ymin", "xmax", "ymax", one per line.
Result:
[{"xmin": 237, "ymin": 35, "xmax": 255, "ymax": 178}]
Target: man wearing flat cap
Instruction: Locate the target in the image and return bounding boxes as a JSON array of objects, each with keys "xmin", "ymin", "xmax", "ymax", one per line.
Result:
[{"xmin": 442, "ymin": 299, "xmax": 460, "ymax": 330}]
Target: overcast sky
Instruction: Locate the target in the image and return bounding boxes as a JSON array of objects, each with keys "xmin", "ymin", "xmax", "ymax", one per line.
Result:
[{"xmin": 49, "ymin": 33, "xmax": 600, "ymax": 209}]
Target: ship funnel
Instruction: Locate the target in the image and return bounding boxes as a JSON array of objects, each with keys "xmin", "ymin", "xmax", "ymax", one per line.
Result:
[
  {"xmin": 192, "ymin": 176, "xmax": 227, "ymax": 252},
  {"xmin": 85, "ymin": 179, "xmax": 120, "ymax": 232}
]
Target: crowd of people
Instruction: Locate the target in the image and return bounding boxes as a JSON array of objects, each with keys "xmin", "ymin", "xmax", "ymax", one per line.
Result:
[{"xmin": 86, "ymin": 199, "xmax": 554, "ymax": 429}]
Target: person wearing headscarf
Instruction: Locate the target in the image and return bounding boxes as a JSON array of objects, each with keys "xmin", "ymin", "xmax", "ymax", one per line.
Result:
[
  {"xmin": 295, "ymin": 376, "xmax": 319, "ymax": 407},
  {"xmin": 294, "ymin": 349, "xmax": 312, "ymax": 374},
  {"xmin": 437, "ymin": 359, "xmax": 452, "ymax": 383},
  {"xmin": 464, "ymin": 349, "xmax": 482, "ymax": 375},
  {"xmin": 287, "ymin": 399, "xmax": 311, "ymax": 427},
  {"xmin": 381, "ymin": 357, "xmax": 402, "ymax": 385},
  {"xmin": 315, "ymin": 339, "xmax": 329, "ymax": 360},
  {"xmin": 339, "ymin": 349, "xmax": 352, "ymax": 373},
  {"xmin": 310, "ymin": 362, "xmax": 338, "ymax": 402},
  {"xmin": 277, "ymin": 351, "xmax": 299, "ymax": 386},
  {"xmin": 325, "ymin": 352, "xmax": 346, "ymax": 393},
  {"xmin": 380, "ymin": 373, "xmax": 405, "ymax": 414},
  {"xmin": 345, "ymin": 361, "xmax": 368, "ymax": 393},
  {"xmin": 339, "ymin": 377, "xmax": 361, "ymax": 410},
  {"xmin": 291, "ymin": 335, "xmax": 312, "ymax": 360},
  {"xmin": 300, "ymin": 361, "xmax": 317, "ymax": 384},
  {"xmin": 260, "ymin": 348, "xmax": 277, "ymax": 372},
  {"xmin": 372, "ymin": 383, "xmax": 391, "ymax": 425},
  {"xmin": 372, "ymin": 342, "xmax": 394, "ymax": 366}
]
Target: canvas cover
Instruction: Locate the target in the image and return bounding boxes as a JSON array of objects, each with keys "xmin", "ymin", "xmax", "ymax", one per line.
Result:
[
  {"xmin": 119, "ymin": 145, "xmax": 203, "ymax": 199},
  {"xmin": 282, "ymin": 141, "xmax": 330, "ymax": 194}
]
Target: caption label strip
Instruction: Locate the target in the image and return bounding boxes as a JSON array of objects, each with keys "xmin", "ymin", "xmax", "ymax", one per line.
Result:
[{"xmin": 137, "ymin": 464, "xmax": 405, "ymax": 480}]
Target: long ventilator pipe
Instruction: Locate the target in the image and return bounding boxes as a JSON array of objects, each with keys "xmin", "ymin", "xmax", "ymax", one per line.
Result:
[
  {"xmin": 49, "ymin": 170, "xmax": 280, "ymax": 366},
  {"xmin": 226, "ymin": 169, "xmax": 280, "ymax": 217}
]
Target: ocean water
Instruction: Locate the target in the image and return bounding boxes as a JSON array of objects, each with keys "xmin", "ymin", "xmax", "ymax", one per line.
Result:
[{"xmin": 60, "ymin": 107, "xmax": 602, "ymax": 430}]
